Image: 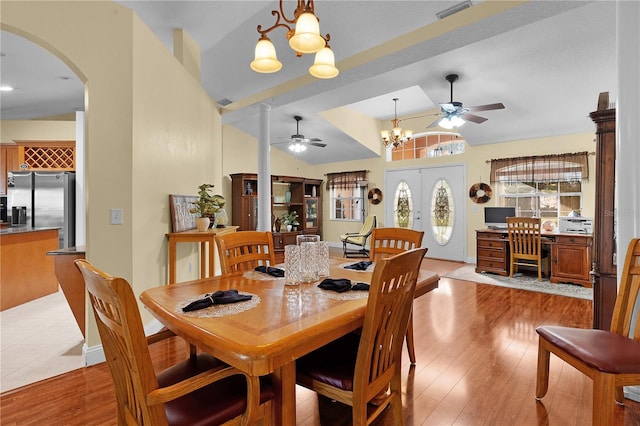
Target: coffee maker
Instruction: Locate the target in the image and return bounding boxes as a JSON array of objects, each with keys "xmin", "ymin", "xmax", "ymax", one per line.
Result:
[{"xmin": 11, "ymin": 206, "xmax": 27, "ymax": 226}]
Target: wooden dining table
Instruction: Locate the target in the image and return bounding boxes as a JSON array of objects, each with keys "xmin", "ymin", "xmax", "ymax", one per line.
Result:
[{"xmin": 140, "ymin": 258, "xmax": 439, "ymax": 425}]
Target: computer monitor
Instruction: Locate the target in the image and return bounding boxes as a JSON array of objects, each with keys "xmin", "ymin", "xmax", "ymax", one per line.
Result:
[{"xmin": 484, "ymin": 207, "xmax": 516, "ymax": 229}]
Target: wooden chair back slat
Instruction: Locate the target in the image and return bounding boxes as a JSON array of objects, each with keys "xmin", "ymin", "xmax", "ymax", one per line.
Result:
[
  {"xmin": 507, "ymin": 217, "xmax": 547, "ymax": 281},
  {"xmin": 215, "ymin": 231, "xmax": 276, "ymax": 276},
  {"xmin": 369, "ymin": 228, "xmax": 424, "ymax": 262},
  {"xmin": 611, "ymin": 239, "xmax": 640, "ymax": 340},
  {"xmin": 76, "ymin": 260, "xmax": 166, "ymax": 425}
]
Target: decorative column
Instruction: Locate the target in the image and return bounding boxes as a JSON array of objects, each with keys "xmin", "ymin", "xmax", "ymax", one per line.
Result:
[
  {"xmin": 257, "ymin": 103, "xmax": 272, "ymax": 232},
  {"xmin": 617, "ymin": 0, "xmax": 640, "ymax": 403}
]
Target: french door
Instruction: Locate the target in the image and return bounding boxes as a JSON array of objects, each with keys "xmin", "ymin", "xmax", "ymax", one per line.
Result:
[{"xmin": 384, "ymin": 165, "xmax": 466, "ymax": 261}]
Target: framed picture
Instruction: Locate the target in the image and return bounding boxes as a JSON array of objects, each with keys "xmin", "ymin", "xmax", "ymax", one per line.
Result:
[{"xmin": 169, "ymin": 195, "xmax": 198, "ymax": 232}]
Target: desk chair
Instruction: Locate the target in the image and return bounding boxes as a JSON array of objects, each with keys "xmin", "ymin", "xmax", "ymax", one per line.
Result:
[
  {"xmin": 75, "ymin": 259, "xmax": 274, "ymax": 426},
  {"xmin": 296, "ymin": 247, "xmax": 427, "ymax": 426},
  {"xmin": 535, "ymin": 238, "xmax": 640, "ymax": 425},
  {"xmin": 340, "ymin": 214, "xmax": 376, "ymax": 258},
  {"xmin": 506, "ymin": 217, "xmax": 549, "ymax": 281},
  {"xmin": 215, "ymin": 231, "xmax": 276, "ymax": 276},
  {"xmin": 369, "ymin": 227, "xmax": 426, "ymax": 365}
]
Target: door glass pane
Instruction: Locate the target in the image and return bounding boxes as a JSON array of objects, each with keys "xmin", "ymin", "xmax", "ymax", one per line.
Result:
[
  {"xmin": 430, "ymin": 179, "xmax": 454, "ymax": 245},
  {"xmin": 393, "ymin": 181, "xmax": 413, "ymax": 228}
]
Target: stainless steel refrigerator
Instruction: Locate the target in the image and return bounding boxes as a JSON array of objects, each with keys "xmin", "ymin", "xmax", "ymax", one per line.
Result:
[{"xmin": 7, "ymin": 171, "xmax": 75, "ymax": 248}]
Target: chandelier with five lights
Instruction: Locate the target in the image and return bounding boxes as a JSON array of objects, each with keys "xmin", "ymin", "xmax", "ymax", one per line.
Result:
[
  {"xmin": 380, "ymin": 98, "xmax": 413, "ymax": 149},
  {"xmin": 250, "ymin": 0, "xmax": 339, "ymax": 79}
]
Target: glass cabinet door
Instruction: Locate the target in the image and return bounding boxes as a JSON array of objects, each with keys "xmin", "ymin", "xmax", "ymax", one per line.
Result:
[{"xmin": 305, "ymin": 198, "xmax": 318, "ymax": 229}]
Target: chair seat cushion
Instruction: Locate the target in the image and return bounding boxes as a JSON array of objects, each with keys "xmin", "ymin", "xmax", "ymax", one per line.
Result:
[
  {"xmin": 537, "ymin": 326, "xmax": 640, "ymax": 374},
  {"xmin": 341, "ymin": 234, "xmax": 365, "ymax": 246},
  {"xmin": 157, "ymin": 353, "xmax": 274, "ymax": 425},
  {"xmin": 296, "ymin": 332, "xmax": 361, "ymax": 391}
]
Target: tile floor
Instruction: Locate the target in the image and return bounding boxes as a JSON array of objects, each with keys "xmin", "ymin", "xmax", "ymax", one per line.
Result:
[{"xmin": 0, "ymin": 289, "xmax": 84, "ymax": 392}]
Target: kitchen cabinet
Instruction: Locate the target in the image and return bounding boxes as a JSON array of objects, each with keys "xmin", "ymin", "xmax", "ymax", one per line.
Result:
[{"xmin": 1, "ymin": 144, "xmax": 19, "ymax": 195}]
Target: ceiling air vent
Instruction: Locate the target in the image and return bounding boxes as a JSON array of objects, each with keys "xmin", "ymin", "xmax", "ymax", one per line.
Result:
[
  {"xmin": 218, "ymin": 98, "xmax": 233, "ymax": 107},
  {"xmin": 436, "ymin": 0, "xmax": 473, "ymax": 20}
]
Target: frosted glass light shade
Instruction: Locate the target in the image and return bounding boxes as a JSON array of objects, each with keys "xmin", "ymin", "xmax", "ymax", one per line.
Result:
[
  {"xmin": 289, "ymin": 12, "xmax": 325, "ymax": 54},
  {"xmin": 309, "ymin": 46, "xmax": 339, "ymax": 79},
  {"xmin": 250, "ymin": 37, "xmax": 283, "ymax": 73},
  {"xmin": 289, "ymin": 143, "xmax": 307, "ymax": 153},
  {"xmin": 439, "ymin": 115, "xmax": 465, "ymax": 129}
]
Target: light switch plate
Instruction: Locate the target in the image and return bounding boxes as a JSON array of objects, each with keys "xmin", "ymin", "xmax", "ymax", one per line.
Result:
[{"xmin": 110, "ymin": 208, "xmax": 123, "ymax": 225}]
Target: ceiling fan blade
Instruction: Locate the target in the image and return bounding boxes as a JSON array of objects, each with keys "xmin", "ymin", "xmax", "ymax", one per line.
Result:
[
  {"xmin": 461, "ymin": 113, "xmax": 488, "ymax": 124},
  {"xmin": 427, "ymin": 118, "xmax": 443, "ymax": 128},
  {"xmin": 308, "ymin": 142, "xmax": 327, "ymax": 148},
  {"xmin": 308, "ymin": 137, "xmax": 323, "ymax": 142},
  {"xmin": 467, "ymin": 102, "xmax": 505, "ymax": 112}
]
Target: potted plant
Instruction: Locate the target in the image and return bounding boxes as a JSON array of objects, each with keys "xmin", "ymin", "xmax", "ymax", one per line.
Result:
[
  {"xmin": 190, "ymin": 184, "xmax": 225, "ymax": 231},
  {"xmin": 280, "ymin": 211, "xmax": 300, "ymax": 232}
]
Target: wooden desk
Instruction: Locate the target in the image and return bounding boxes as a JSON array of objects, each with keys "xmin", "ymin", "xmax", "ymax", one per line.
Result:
[
  {"xmin": 166, "ymin": 226, "xmax": 237, "ymax": 284},
  {"xmin": 140, "ymin": 258, "xmax": 439, "ymax": 425},
  {"xmin": 476, "ymin": 228, "xmax": 592, "ymax": 287}
]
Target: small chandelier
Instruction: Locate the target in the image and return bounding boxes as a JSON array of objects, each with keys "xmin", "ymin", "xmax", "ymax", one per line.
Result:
[
  {"xmin": 250, "ymin": 0, "xmax": 339, "ymax": 79},
  {"xmin": 381, "ymin": 98, "xmax": 413, "ymax": 149}
]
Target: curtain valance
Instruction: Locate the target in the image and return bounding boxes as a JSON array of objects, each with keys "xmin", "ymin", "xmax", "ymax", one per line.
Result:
[
  {"xmin": 490, "ymin": 152, "xmax": 589, "ymax": 183},
  {"xmin": 325, "ymin": 170, "xmax": 368, "ymax": 190}
]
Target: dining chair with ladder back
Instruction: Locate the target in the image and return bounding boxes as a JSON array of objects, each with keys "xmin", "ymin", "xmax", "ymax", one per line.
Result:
[
  {"xmin": 75, "ymin": 259, "xmax": 274, "ymax": 425},
  {"xmin": 369, "ymin": 227, "xmax": 426, "ymax": 365},
  {"xmin": 296, "ymin": 247, "xmax": 428, "ymax": 426},
  {"xmin": 340, "ymin": 214, "xmax": 376, "ymax": 258},
  {"xmin": 215, "ymin": 231, "xmax": 276, "ymax": 276},
  {"xmin": 535, "ymin": 238, "xmax": 640, "ymax": 425},
  {"xmin": 506, "ymin": 217, "xmax": 549, "ymax": 281}
]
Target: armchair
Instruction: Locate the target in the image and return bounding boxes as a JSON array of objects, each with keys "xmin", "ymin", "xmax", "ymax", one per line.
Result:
[{"xmin": 340, "ymin": 214, "xmax": 376, "ymax": 258}]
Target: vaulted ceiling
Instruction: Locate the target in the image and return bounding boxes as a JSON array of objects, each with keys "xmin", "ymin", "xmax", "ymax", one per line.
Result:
[{"xmin": 0, "ymin": 1, "xmax": 617, "ymax": 164}]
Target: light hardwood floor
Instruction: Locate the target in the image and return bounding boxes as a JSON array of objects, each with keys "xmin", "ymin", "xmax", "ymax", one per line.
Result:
[{"xmin": 2, "ymin": 256, "xmax": 639, "ymax": 425}]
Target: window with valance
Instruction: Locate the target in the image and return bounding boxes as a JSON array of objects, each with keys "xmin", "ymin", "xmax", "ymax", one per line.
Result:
[
  {"xmin": 490, "ymin": 152, "xmax": 590, "ymax": 223},
  {"xmin": 326, "ymin": 170, "xmax": 368, "ymax": 221}
]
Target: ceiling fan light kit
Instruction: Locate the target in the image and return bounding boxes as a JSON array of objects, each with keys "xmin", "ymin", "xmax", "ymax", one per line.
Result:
[
  {"xmin": 381, "ymin": 98, "xmax": 413, "ymax": 149},
  {"xmin": 251, "ymin": 0, "xmax": 339, "ymax": 79},
  {"xmin": 289, "ymin": 143, "xmax": 307, "ymax": 153},
  {"xmin": 432, "ymin": 73, "xmax": 505, "ymax": 129},
  {"xmin": 274, "ymin": 115, "xmax": 327, "ymax": 153}
]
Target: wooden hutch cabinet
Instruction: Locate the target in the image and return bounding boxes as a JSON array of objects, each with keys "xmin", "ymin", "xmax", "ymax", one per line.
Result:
[
  {"xmin": 230, "ymin": 173, "xmax": 323, "ymax": 262},
  {"xmin": 589, "ymin": 94, "xmax": 617, "ymax": 330}
]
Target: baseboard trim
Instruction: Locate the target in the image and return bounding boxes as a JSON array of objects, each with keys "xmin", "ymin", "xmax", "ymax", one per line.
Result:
[{"xmin": 84, "ymin": 318, "xmax": 167, "ymax": 366}]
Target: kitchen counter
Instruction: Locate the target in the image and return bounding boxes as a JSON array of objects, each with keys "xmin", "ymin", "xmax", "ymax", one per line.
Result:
[
  {"xmin": 1, "ymin": 227, "xmax": 59, "ymax": 310},
  {"xmin": 47, "ymin": 246, "xmax": 86, "ymax": 336},
  {"xmin": 0, "ymin": 225, "xmax": 61, "ymax": 235}
]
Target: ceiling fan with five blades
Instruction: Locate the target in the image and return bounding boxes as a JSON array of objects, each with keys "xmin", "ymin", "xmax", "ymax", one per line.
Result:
[
  {"xmin": 274, "ymin": 116, "xmax": 327, "ymax": 152},
  {"xmin": 428, "ymin": 73, "xmax": 505, "ymax": 129}
]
